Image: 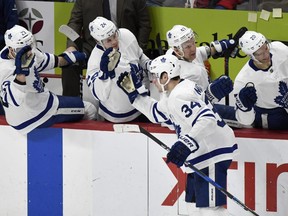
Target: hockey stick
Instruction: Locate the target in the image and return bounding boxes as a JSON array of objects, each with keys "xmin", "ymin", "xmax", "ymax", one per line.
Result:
[
  {"xmin": 155, "ymin": 33, "xmax": 164, "ymax": 56},
  {"xmin": 223, "ymin": 27, "xmax": 248, "ymax": 105},
  {"xmin": 59, "ymin": 24, "xmax": 84, "ymax": 98},
  {"xmin": 113, "ymin": 124, "xmax": 259, "ymax": 216}
]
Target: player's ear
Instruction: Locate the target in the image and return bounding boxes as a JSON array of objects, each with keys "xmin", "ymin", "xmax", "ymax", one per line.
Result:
[
  {"xmin": 173, "ymin": 47, "xmax": 182, "ymax": 57},
  {"xmin": 160, "ymin": 72, "xmax": 168, "ymax": 84}
]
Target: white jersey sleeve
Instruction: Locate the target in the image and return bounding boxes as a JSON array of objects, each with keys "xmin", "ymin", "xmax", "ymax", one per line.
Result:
[
  {"xmin": 132, "ymin": 93, "xmax": 170, "ymax": 124},
  {"xmin": 168, "ymin": 80, "xmax": 217, "ymax": 141},
  {"xmin": 234, "ymin": 41, "xmax": 288, "ymax": 125},
  {"xmin": 179, "ymin": 60, "xmax": 209, "ymax": 90},
  {"xmin": 34, "ymin": 48, "xmax": 58, "ymax": 72},
  {"xmin": 86, "ymin": 47, "xmax": 113, "ymax": 102},
  {"xmin": 168, "ymin": 80, "xmax": 237, "ymax": 171},
  {"xmin": 195, "ymin": 46, "xmax": 209, "ymax": 62},
  {"xmin": 0, "ymin": 48, "xmax": 59, "ymax": 134},
  {"xmin": 85, "ymin": 28, "xmax": 150, "ymax": 122}
]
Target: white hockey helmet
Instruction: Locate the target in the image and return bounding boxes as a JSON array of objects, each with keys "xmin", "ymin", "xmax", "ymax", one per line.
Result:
[
  {"xmin": 4, "ymin": 25, "xmax": 34, "ymax": 49},
  {"xmin": 239, "ymin": 31, "xmax": 267, "ymax": 56},
  {"xmin": 166, "ymin": 25, "xmax": 195, "ymax": 48},
  {"xmin": 150, "ymin": 54, "xmax": 180, "ymax": 86},
  {"xmin": 89, "ymin": 16, "xmax": 118, "ymax": 43}
]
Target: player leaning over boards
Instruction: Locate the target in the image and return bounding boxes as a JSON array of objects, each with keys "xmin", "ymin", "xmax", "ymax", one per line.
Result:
[
  {"xmin": 117, "ymin": 54, "xmax": 238, "ymax": 216},
  {"xmin": 165, "ymin": 25, "xmax": 235, "ymax": 108},
  {"xmin": 234, "ymin": 31, "xmax": 288, "ymax": 129},
  {"xmin": 0, "ymin": 25, "xmax": 96, "ymax": 135},
  {"xmin": 86, "ymin": 16, "xmax": 150, "ymax": 123}
]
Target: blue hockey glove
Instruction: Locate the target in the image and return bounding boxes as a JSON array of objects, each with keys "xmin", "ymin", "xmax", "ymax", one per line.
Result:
[
  {"xmin": 206, "ymin": 75, "xmax": 233, "ymax": 103},
  {"xmin": 59, "ymin": 51, "xmax": 86, "ymax": 65},
  {"xmin": 235, "ymin": 83, "xmax": 257, "ymax": 112},
  {"xmin": 211, "ymin": 39, "xmax": 236, "ymax": 58},
  {"xmin": 274, "ymin": 81, "xmax": 288, "ymax": 109},
  {"xmin": 100, "ymin": 47, "xmax": 121, "ymax": 80},
  {"xmin": 117, "ymin": 64, "xmax": 148, "ymax": 103},
  {"xmin": 14, "ymin": 45, "xmax": 35, "ymax": 76},
  {"xmin": 166, "ymin": 135, "xmax": 199, "ymax": 168}
]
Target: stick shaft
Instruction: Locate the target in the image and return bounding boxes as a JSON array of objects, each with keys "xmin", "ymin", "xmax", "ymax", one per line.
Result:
[
  {"xmin": 59, "ymin": 25, "xmax": 84, "ymax": 98},
  {"xmin": 138, "ymin": 126, "xmax": 259, "ymax": 216}
]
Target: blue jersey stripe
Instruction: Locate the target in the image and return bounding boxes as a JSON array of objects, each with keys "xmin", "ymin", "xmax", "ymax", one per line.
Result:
[
  {"xmin": 187, "ymin": 143, "xmax": 238, "ymax": 166},
  {"xmin": 99, "ymin": 102, "xmax": 139, "ymax": 118},
  {"xmin": 152, "ymin": 102, "xmax": 168, "ymax": 123},
  {"xmin": 192, "ymin": 108, "xmax": 214, "ymax": 127},
  {"xmin": 12, "ymin": 93, "xmax": 54, "ymax": 130},
  {"xmin": 27, "ymin": 128, "xmax": 63, "ymax": 216},
  {"xmin": 8, "ymin": 82, "xmax": 20, "ymax": 106}
]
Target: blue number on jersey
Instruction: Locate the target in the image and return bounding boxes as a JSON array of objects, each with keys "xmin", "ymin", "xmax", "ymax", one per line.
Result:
[
  {"xmin": 181, "ymin": 101, "xmax": 201, "ymax": 118},
  {"xmin": 86, "ymin": 72, "xmax": 99, "ymax": 87}
]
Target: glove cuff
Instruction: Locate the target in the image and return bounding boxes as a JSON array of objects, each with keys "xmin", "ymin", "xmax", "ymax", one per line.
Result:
[
  {"xmin": 210, "ymin": 40, "xmax": 223, "ymax": 53},
  {"xmin": 235, "ymin": 94, "xmax": 252, "ymax": 112},
  {"xmin": 98, "ymin": 70, "xmax": 115, "ymax": 80},
  {"xmin": 205, "ymin": 84, "xmax": 219, "ymax": 104},
  {"xmin": 178, "ymin": 135, "xmax": 199, "ymax": 153},
  {"xmin": 137, "ymin": 85, "xmax": 148, "ymax": 95}
]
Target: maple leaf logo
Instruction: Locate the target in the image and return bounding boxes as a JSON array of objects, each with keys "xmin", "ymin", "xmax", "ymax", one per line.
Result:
[
  {"xmin": 173, "ymin": 123, "xmax": 181, "ymax": 138},
  {"xmin": 274, "ymin": 81, "xmax": 288, "ymax": 108}
]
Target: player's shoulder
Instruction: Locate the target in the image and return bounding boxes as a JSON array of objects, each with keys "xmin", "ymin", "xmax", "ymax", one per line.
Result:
[
  {"xmin": 270, "ymin": 41, "xmax": 287, "ymax": 47},
  {"xmin": 171, "ymin": 79, "xmax": 202, "ymax": 100},
  {"xmin": 119, "ymin": 28, "xmax": 138, "ymax": 45},
  {"xmin": 270, "ymin": 41, "xmax": 288, "ymax": 54},
  {"xmin": 119, "ymin": 28, "xmax": 135, "ymax": 37},
  {"xmin": 90, "ymin": 45, "xmax": 104, "ymax": 58}
]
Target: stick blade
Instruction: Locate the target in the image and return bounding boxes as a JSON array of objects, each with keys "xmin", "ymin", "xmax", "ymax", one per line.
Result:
[
  {"xmin": 59, "ymin": 24, "xmax": 79, "ymax": 42},
  {"xmin": 113, "ymin": 124, "xmax": 141, "ymax": 133}
]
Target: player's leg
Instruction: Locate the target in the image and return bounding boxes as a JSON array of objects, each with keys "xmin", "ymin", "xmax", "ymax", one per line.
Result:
[
  {"xmin": 186, "ymin": 173, "xmax": 201, "ymax": 216},
  {"xmin": 213, "ymin": 104, "xmax": 249, "ymax": 128},
  {"xmin": 254, "ymin": 106, "xmax": 288, "ymax": 129},
  {"xmin": 82, "ymin": 101, "xmax": 97, "ymax": 120},
  {"xmin": 55, "ymin": 95, "xmax": 96, "ymax": 121},
  {"xmin": 38, "ymin": 96, "xmax": 96, "ymax": 128},
  {"xmin": 193, "ymin": 160, "xmax": 232, "ymax": 216}
]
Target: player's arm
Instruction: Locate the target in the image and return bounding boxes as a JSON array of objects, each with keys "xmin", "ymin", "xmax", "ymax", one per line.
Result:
[
  {"xmin": 85, "ymin": 49, "xmax": 114, "ymax": 101},
  {"xmin": 210, "ymin": 39, "xmax": 236, "ymax": 58},
  {"xmin": 166, "ymin": 91, "xmax": 217, "ymax": 168},
  {"xmin": 205, "ymin": 75, "xmax": 233, "ymax": 103},
  {"xmin": 133, "ymin": 95, "xmax": 170, "ymax": 124},
  {"xmin": 175, "ymin": 93, "xmax": 217, "ymax": 141},
  {"xmin": 197, "ymin": 38, "xmax": 236, "ymax": 60},
  {"xmin": 234, "ymin": 82, "xmax": 257, "ymax": 125},
  {"xmin": 58, "ymin": 50, "xmax": 86, "ymax": 67},
  {"xmin": 117, "ymin": 64, "xmax": 170, "ymax": 123}
]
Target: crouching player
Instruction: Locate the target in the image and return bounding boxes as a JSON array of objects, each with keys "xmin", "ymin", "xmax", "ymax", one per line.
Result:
[
  {"xmin": 117, "ymin": 54, "xmax": 238, "ymax": 215},
  {"xmin": 0, "ymin": 25, "xmax": 96, "ymax": 134}
]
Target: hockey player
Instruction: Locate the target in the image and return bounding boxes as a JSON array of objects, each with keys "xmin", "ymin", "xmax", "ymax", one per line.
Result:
[
  {"xmin": 117, "ymin": 54, "xmax": 238, "ymax": 216},
  {"xmin": 233, "ymin": 30, "xmax": 288, "ymax": 129},
  {"xmin": 165, "ymin": 24, "xmax": 234, "ymax": 105},
  {"xmin": 86, "ymin": 16, "xmax": 150, "ymax": 123},
  {"xmin": 0, "ymin": 25, "xmax": 97, "ymax": 135}
]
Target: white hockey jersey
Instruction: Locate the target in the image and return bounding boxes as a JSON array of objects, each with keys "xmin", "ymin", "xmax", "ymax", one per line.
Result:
[
  {"xmin": 234, "ymin": 41, "xmax": 288, "ymax": 125},
  {"xmin": 86, "ymin": 28, "xmax": 150, "ymax": 123},
  {"xmin": 0, "ymin": 48, "xmax": 59, "ymax": 134},
  {"xmin": 166, "ymin": 46, "xmax": 210, "ymax": 90},
  {"xmin": 133, "ymin": 79, "xmax": 237, "ymax": 172}
]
